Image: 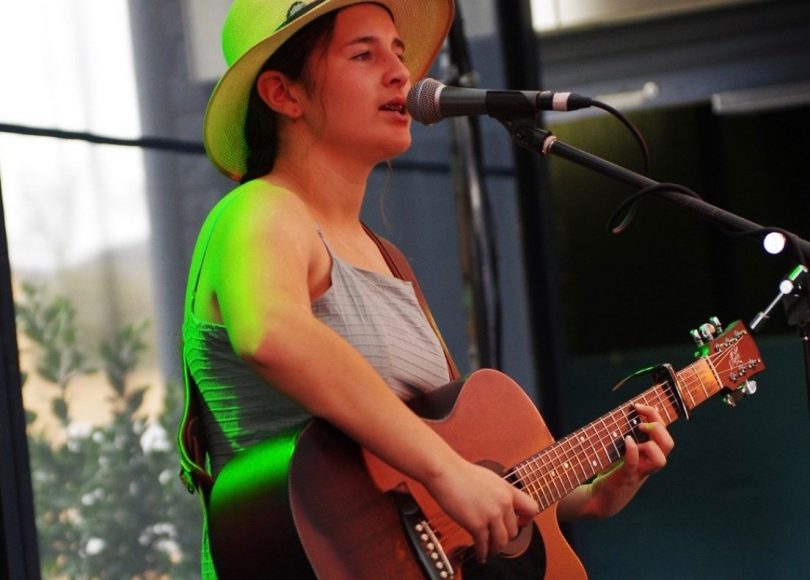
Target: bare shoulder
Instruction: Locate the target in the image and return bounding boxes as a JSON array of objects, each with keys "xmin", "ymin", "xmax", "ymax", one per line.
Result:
[
  {"xmin": 187, "ymin": 178, "xmax": 329, "ymax": 323},
  {"xmin": 210, "ymin": 179, "xmax": 320, "ymax": 259}
]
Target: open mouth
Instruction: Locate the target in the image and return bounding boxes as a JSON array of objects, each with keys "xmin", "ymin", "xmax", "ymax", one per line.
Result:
[{"xmin": 381, "ymin": 102, "xmax": 406, "ymax": 114}]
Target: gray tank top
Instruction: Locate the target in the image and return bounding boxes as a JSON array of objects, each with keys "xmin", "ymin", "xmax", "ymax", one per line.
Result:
[{"xmin": 183, "ymin": 225, "xmax": 450, "ymax": 476}]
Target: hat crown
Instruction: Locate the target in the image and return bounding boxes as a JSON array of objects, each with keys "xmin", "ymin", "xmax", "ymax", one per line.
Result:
[{"xmin": 222, "ymin": 0, "xmax": 320, "ymax": 66}]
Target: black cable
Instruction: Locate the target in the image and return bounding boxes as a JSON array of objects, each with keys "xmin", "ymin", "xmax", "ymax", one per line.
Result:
[
  {"xmin": 606, "ymin": 182, "xmax": 702, "ymax": 234},
  {"xmin": 0, "ymin": 122, "xmax": 205, "ymax": 154},
  {"xmin": 590, "ymin": 100, "xmax": 651, "ymax": 177}
]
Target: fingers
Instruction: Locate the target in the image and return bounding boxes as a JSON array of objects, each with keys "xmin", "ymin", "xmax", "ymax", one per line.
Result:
[
  {"xmin": 504, "ymin": 504, "xmax": 520, "ymax": 541},
  {"xmin": 513, "ymin": 488, "xmax": 540, "ymax": 519},
  {"xmin": 487, "ymin": 518, "xmax": 510, "ymax": 559},
  {"xmin": 475, "ymin": 490, "xmax": 538, "ymax": 562},
  {"xmin": 472, "ymin": 509, "xmax": 510, "ymax": 563},
  {"xmin": 626, "ymin": 403, "xmax": 674, "ymax": 476},
  {"xmin": 473, "ymin": 527, "xmax": 489, "ymax": 564},
  {"xmin": 623, "ymin": 435, "xmax": 639, "ymax": 471},
  {"xmin": 634, "ymin": 403, "xmax": 675, "ymax": 455}
]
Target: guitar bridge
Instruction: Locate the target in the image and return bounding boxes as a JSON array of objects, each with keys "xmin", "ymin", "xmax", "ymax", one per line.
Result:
[{"xmin": 392, "ymin": 492, "xmax": 455, "ymax": 579}]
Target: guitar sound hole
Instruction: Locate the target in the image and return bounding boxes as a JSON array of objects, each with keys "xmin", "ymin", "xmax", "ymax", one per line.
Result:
[{"xmin": 460, "ymin": 522, "xmax": 546, "ymax": 580}]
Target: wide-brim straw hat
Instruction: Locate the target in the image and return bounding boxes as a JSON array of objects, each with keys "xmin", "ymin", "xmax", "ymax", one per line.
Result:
[{"xmin": 204, "ymin": 0, "xmax": 455, "ymax": 181}]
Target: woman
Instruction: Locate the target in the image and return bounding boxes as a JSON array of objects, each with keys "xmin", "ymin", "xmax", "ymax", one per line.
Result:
[{"xmin": 180, "ymin": 0, "xmax": 674, "ymax": 577}]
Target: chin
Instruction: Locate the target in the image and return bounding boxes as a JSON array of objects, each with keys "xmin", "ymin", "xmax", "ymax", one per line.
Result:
[{"xmin": 371, "ymin": 140, "xmax": 412, "ymax": 164}]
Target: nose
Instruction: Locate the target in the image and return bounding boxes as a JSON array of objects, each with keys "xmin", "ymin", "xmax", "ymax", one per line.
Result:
[{"xmin": 383, "ymin": 52, "xmax": 410, "ymax": 88}]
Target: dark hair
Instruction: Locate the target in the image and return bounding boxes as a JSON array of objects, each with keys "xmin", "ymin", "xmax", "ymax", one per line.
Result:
[{"xmin": 241, "ymin": 12, "xmax": 339, "ymax": 183}]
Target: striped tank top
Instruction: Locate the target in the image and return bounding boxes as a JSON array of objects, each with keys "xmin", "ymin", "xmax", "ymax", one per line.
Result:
[{"xmin": 183, "ymin": 226, "xmax": 451, "ymax": 477}]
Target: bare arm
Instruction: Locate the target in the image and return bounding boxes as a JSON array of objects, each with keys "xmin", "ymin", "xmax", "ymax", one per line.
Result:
[{"xmin": 206, "ymin": 183, "xmax": 538, "ymax": 561}]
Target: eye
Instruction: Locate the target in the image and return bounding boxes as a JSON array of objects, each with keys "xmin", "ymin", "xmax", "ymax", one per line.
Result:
[{"xmin": 352, "ymin": 50, "xmax": 371, "ymax": 61}]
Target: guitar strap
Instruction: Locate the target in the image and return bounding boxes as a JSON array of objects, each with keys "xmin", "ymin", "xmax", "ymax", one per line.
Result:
[{"xmin": 177, "ymin": 223, "xmax": 462, "ymax": 499}]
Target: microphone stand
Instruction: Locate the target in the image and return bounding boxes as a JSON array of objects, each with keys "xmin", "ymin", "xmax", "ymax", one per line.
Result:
[
  {"xmin": 442, "ymin": 4, "xmax": 502, "ymax": 370},
  {"xmin": 498, "ymin": 116, "xmax": 810, "ymax": 417}
]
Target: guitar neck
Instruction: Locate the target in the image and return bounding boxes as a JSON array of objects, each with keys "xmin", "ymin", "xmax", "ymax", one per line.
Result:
[{"xmin": 509, "ymin": 355, "xmax": 724, "ymax": 511}]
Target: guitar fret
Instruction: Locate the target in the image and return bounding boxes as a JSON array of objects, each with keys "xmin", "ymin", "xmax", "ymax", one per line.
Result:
[
  {"xmin": 555, "ymin": 439, "xmax": 578, "ymax": 491},
  {"xmin": 590, "ymin": 429, "xmax": 603, "ymax": 472},
  {"xmin": 703, "ymin": 356, "xmax": 724, "ymax": 400},
  {"xmin": 535, "ymin": 454, "xmax": 556, "ymax": 509},
  {"xmin": 524, "ymin": 463, "xmax": 541, "ymax": 501},
  {"xmin": 680, "ymin": 369, "xmax": 699, "ymax": 409},
  {"xmin": 499, "ymin": 321, "xmax": 762, "ymax": 525},
  {"xmin": 622, "ymin": 405, "xmax": 641, "ymax": 443},
  {"xmin": 541, "ymin": 447, "xmax": 564, "ymax": 506},
  {"xmin": 654, "ymin": 388, "xmax": 674, "ymax": 423},
  {"xmin": 540, "ymin": 449, "xmax": 562, "ymax": 508},
  {"xmin": 691, "ymin": 361, "xmax": 711, "ymax": 404},
  {"xmin": 568, "ymin": 432, "xmax": 590, "ymax": 482},
  {"xmin": 605, "ymin": 411, "xmax": 624, "ymax": 464},
  {"xmin": 575, "ymin": 427, "xmax": 592, "ymax": 478},
  {"xmin": 600, "ymin": 415, "xmax": 622, "ymax": 465},
  {"xmin": 543, "ymin": 450, "xmax": 562, "ymax": 506}
]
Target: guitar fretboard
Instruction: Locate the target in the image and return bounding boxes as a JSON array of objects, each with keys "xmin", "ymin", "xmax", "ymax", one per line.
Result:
[{"xmin": 507, "ymin": 355, "xmax": 724, "ymax": 510}]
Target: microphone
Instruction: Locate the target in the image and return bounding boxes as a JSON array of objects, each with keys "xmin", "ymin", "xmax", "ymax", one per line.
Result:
[{"xmin": 407, "ymin": 78, "xmax": 594, "ymax": 125}]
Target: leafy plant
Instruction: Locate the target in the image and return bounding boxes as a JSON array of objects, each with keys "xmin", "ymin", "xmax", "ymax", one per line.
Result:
[{"xmin": 16, "ymin": 283, "xmax": 201, "ymax": 578}]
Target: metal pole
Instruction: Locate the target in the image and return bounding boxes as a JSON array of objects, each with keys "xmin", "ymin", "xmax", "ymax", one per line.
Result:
[
  {"xmin": 444, "ymin": 2, "xmax": 502, "ymax": 370},
  {"xmin": 494, "ymin": 0, "xmax": 568, "ymax": 435},
  {"xmin": 0, "ymin": 174, "xmax": 42, "ymax": 579}
]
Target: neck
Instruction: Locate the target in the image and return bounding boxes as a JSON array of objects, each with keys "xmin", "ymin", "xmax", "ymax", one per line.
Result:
[{"xmin": 270, "ymin": 150, "xmax": 374, "ymax": 231}]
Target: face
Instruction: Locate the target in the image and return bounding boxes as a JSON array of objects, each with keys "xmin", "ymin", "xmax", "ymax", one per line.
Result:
[{"xmin": 297, "ymin": 3, "xmax": 412, "ymax": 164}]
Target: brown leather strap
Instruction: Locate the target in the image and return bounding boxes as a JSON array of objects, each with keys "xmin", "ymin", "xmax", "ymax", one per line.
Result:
[
  {"xmin": 362, "ymin": 223, "xmax": 461, "ymax": 381},
  {"xmin": 177, "ymin": 363, "xmax": 214, "ymax": 499}
]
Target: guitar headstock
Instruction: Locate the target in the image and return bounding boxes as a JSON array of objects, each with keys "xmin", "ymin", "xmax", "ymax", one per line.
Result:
[{"xmin": 698, "ymin": 319, "xmax": 766, "ymax": 404}]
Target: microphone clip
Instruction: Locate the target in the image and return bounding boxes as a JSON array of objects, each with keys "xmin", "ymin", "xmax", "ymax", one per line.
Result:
[{"xmin": 498, "ymin": 117, "xmax": 556, "ymax": 157}]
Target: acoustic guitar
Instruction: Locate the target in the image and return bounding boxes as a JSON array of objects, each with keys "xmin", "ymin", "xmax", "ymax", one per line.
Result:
[{"xmin": 208, "ymin": 319, "xmax": 765, "ymax": 579}]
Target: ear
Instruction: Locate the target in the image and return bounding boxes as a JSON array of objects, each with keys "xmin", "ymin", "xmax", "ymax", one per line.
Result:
[{"xmin": 256, "ymin": 70, "xmax": 304, "ymax": 119}]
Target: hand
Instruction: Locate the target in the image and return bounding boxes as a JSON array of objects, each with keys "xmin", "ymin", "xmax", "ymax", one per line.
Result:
[
  {"xmin": 622, "ymin": 402, "xmax": 675, "ymax": 481},
  {"xmin": 594, "ymin": 402, "xmax": 675, "ymax": 515},
  {"xmin": 558, "ymin": 402, "xmax": 675, "ymax": 520},
  {"xmin": 424, "ymin": 460, "xmax": 539, "ymax": 563}
]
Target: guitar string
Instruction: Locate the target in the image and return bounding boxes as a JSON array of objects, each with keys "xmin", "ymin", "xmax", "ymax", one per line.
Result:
[
  {"xmin": 509, "ymin": 347, "xmax": 732, "ymax": 492},
  {"xmin": 424, "ymin": 381, "xmax": 688, "ymax": 546},
  {"xmin": 423, "ymin": 353, "xmax": 721, "ymax": 549},
  {"xmin": 447, "ymin": 353, "xmax": 725, "ymax": 563},
  {"xmin": 510, "ymin": 354, "xmax": 727, "ymax": 507},
  {"xmin": 422, "ymin": 341, "xmax": 749, "ymax": 565},
  {"xmin": 489, "ymin": 387, "xmax": 671, "ymax": 513},
  {"xmin": 428, "ymin": 357, "xmax": 724, "ymax": 560},
  {"xmin": 422, "ymin": 378, "xmax": 685, "ymax": 552}
]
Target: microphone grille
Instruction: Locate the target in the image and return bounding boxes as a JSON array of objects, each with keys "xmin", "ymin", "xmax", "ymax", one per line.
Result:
[{"xmin": 407, "ymin": 78, "xmax": 444, "ymax": 125}]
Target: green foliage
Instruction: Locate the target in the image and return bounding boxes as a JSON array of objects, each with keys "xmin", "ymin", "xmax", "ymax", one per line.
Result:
[{"xmin": 16, "ymin": 284, "xmax": 201, "ymax": 579}]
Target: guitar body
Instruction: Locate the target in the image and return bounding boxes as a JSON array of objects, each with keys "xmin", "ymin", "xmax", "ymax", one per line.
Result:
[{"xmin": 208, "ymin": 369, "xmax": 586, "ymax": 579}]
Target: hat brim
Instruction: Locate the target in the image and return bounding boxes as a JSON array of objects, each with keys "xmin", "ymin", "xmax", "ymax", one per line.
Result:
[{"xmin": 203, "ymin": 0, "xmax": 455, "ymax": 181}]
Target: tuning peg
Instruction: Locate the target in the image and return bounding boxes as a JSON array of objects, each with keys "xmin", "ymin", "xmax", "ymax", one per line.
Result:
[
  {"xmin": 690, "ymin": 329, "xmax": 704, "ymax": 346},
  {"xmin": 739, "ymin": 380, "xmax": 757, "ymax": 396},
  {"xmin": 709, "ymin": 316, "xmax": 723, "ymax": 332},
  {"xmin": 699, "ymin": 322, "xmax": 718, "ymax": 340},
  {"xmin": 722, "ymin": 391, "xmax": 745, "ymax": 407},
  {"xmin": 722, "ymin": 380, "xmax": 758, "ymax": 408}
]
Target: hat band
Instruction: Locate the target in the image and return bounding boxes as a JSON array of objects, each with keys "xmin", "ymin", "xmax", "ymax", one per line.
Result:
[{"xmin": 275, "ymin": 0, "xmax": 330, "ymax": 32}]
